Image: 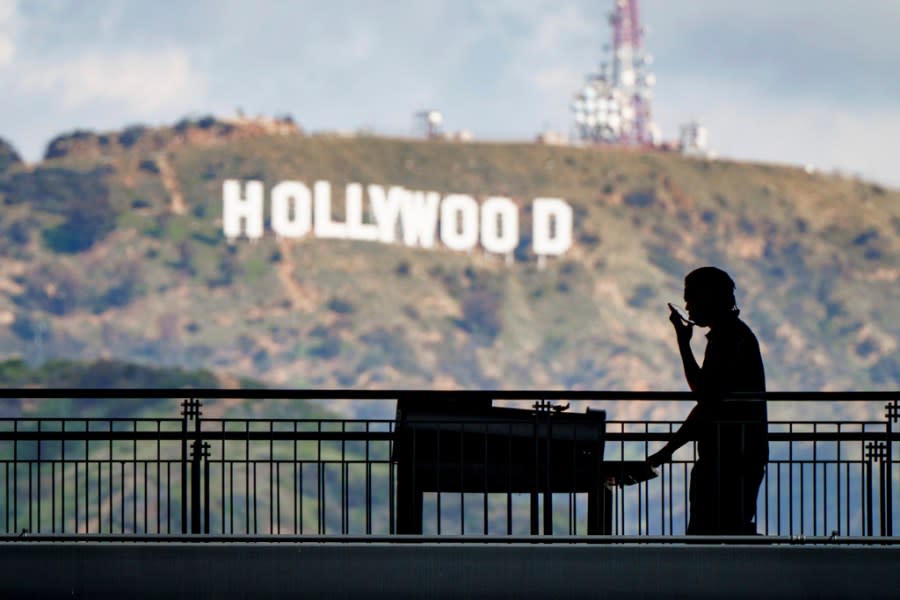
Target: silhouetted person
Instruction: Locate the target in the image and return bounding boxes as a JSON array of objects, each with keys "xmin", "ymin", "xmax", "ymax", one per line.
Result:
[{"xmin": 647, "ymin": 266, "xmax": 768, "ymax": 535}]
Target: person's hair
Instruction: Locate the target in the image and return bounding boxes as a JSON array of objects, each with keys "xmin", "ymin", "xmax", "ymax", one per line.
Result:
[{"xmin": 685, "ymin": 266, "xmax": 739, "ymax": 316}]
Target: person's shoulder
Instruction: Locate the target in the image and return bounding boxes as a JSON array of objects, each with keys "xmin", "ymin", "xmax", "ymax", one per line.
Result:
[
  {"xmin": 734, "ymin": 317, "xmax": 756, "ymax": 335},
  {"xmin": 734, "ymin": 318, "xmax": 761, "ymax": 348}
]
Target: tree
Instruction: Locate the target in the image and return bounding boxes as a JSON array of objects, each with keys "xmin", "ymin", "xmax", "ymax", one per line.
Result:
[{"xmin": 0, "ymin": 137, "xmax": 23, "ymax": 173}]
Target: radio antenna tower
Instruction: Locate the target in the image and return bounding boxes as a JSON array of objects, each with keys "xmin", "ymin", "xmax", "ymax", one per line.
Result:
[{"xmin": 571, "ymin": 0, "xmax": 659, "ymax": 147}]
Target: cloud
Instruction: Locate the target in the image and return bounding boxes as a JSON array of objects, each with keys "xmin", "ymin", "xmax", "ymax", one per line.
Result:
[
  {"xmin": 0, "ymin": 0, "xmax": 15, "ymax": 23},
  {"xmin": 2, "ymin": 0, "xmax": 899, "ymax": 186},
  {"xmin": 654, "ymin": 75, "xmax": 900, "ymax": 188},
  {"xmin": 532, "ymin": 66, "xmax": 582, "ymax": 94},
  {"xmin": 479, "ymin": 0, "xmax": 900, "ymax": 187},
  {"xmin": 0, "ymin": 0, "xmax": 15, "ymax": 66},
  {"xmin": 0, "ymin": 36, "xmax": 12, "ymax": 66},
  {"xmin": 20, "ymin": 47, "xmax": 205, "ymax": 115},
  {"xmin": 644, "ymin": 1, "xmax": 900, "ymax": 110}
]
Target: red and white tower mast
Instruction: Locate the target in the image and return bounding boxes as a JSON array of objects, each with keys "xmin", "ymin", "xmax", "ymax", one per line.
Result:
[
  {"xmin": 571, "ymin": 0, "xmax": 659, "ymax": 147},
  {"xmin": 610, "ymin": 0, "xmax": 654, "ymax": 145}
]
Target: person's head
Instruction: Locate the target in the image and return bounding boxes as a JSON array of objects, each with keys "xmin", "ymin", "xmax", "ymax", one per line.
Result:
[{"xmin": 684, "ymin": 266, "xmax": 738, "ymax": 327}]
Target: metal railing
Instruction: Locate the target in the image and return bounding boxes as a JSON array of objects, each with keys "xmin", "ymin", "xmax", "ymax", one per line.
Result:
[{"xmin": 0, "ymin": 390, "xmax": 897, "ymax": 542}]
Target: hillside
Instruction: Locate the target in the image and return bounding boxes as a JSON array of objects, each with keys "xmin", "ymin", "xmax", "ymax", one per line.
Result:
[{"xmin": 1, "ymin": 118, "xmax": 899, "ymax": 400}]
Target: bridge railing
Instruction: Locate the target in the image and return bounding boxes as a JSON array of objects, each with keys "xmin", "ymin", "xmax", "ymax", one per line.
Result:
[{"xmin": 0, "ymin": 390, "xmax": 896, "ymax": 541}]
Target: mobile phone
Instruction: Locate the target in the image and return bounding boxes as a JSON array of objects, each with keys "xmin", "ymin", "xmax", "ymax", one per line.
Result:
[{"xmin": 667, "ymin": 303, "xmax": 695, "ymax": 325}]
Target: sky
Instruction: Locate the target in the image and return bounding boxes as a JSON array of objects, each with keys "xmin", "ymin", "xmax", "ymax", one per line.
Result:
[{"xmin": 1, "ymin": 0, "xmax": 899, "ymax": 187}]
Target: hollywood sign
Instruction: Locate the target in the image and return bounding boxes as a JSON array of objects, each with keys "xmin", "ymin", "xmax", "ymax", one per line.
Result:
[{"xmin": 223, "ymin": 180, "xmax": 573, "ymax": 258}]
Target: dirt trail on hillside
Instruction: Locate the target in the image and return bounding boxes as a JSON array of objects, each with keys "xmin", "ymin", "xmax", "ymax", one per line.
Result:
[
  {"xmin": 155, "ymin": 154, "xmax": 186, "ymax": 215},
  {"xmin": 276, "ymin": 239, "xmax": 316, "ymax": 311}
]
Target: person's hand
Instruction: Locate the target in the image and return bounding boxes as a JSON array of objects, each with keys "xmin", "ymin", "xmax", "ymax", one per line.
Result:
[{"xmin": 668, "ymin": 304, "xmax": 693, "ymax": 344}]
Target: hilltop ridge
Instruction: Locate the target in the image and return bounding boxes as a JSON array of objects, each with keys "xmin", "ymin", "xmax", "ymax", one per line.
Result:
[{"xmin": 41, "ymin": 114, "xmax": 300, "ymax": 162}]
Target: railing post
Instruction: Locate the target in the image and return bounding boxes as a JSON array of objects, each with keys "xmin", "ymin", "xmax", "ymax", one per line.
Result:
[
  {"xmin": 203, "ymin": 442, "xmax": 211, "ymax": 534},
  {"xmin": 190, "ymin": 440, "xmax": 202, "ymax": 534},
  {"xmin": 180, "ymin": 402, "xmax": 188, "ymax": 534},
  {"xmin": 865, "ymin": 441, "xmax": 887, "ymax": 537},
  {"xmin": 188, "ymin": 440, "xmax": 211, "ymax": 534},
  {"xmin": 886, "ymin": 400, "xmax": 898, "ymax": 536},
  {"xmin": 181, "ymin": 398, "xmax": 203, "ymax": 534},
  {"xmin": 530, "ymin": 405, "xmax": 540, "ymax": 536}
]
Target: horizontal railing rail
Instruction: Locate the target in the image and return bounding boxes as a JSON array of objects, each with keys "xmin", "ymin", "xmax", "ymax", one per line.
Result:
[
  {"xmin": 1, "ymin": 431, "xmax": 897, "ymax": 442},
  {"xmin": 1, "ymin": 388, "xmax": 898, "ymax": 400}
]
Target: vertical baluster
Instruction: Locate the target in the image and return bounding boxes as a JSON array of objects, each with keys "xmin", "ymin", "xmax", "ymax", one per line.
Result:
[
  {"xmin": 4, "ymin": 456, "xmax": 8, "ymax": 534},
  {"xmin": 569, "ymin": 421, "xmax": 576, "ymax": 536},
  {"xmin": 506, "ymin": 421, "xmax": 512, "ymax": 536},
  {"xmin": 530, "ymin": 416, "xmax": 538, "ymax": 536},
  {"xmin": 143, "ymin": 461, "xmax": 148, "ymax": 534},
  {"xmin": 204, "ymin": 442, "xmax": 210, "ymax": 535},
  {"xmin": 229, "ymin": 461, "xmax": 235, "ymax": 535},
  {"xmin": 97, "ymin": 460, "xmax": 103, "ymax": 533},
  {"xmin": 668, "ymin": 422, "xmax": 674, "ymax": 536},
  {"xmin": 51, "ymin": 458, "xmax": 56, "ymax": 533},
  {"xmin": 221, "ymin": 420, "xmax": 226, "ymax": 535},
  {"xmin": 788, "ymin": 423, "xmax": 793, "ymax": 536},
  {"xmin": 886, "ymin": 400, "xmax": 896, "ymax": 536},
  {"xmin": 36, "ymin": 421, "xmax": 41, "ymax": 533},
  {"xmin": 298, "ymin": 446, "xmax": 303, "ymax": 535},
  {"xmin": 106, "ymin": 423, "xmax": 111, "ymax": 534},
  {"xmin": 341, "ymin": 420, "xmax": 347, "ymax": 535},
  {"xmin": 269, "ymin": 421, "xmax": 274, "ymax": 535},
  {"xmin": 61, "ymin": 421, "xmax": 66, "ymax": 534},
  {"xmin": 252, "ymin": 453, "xmax": 258, "ymax": 535},
  {"xmin": 181, "ymin": 407, "xmax": 188, "ymax": 534},
  {"xmin": 120, "ymin": 461, "xmax": 125, "ymax": 534},
  {"xmin": 436, "ymin": 423, "xmax": 442, "ymax": 535},
  {"xmin": 544, "ymin": 412, "xmax": 552, "ymax": 536},
  {"xmin": 388, "ymin": 420, "xmax": 395, "ymax": 536},
  {"xmin": 157, "ymin": 420, "xmax": 162, "ymax": 535},
  {"xmin": 845, "ymin": 461, "xmax": 850, "ymax": 536},
  {"xmin": 483, "ymin": 421, "xmax": 488, "ymax": 536},
  {"xmin": 27, "ymin": 458, "xmax": 32, "ymax": 535},
  {"xmin": 812, "ymin": 423, "xmax": 817, "ymax": 536},
  {"xmin": 836, "ymin": 423, "xmax": 841, "ymax": 536},
  {"xmin": 245, "ymin": 421, "xmax": 250, "ymax": 535},
  {"xmin": 317, "ymin": 421, "xmax": 323, "ymax": 535},
  {"xmin": 865, "ymin": 436, "xmax": 873, "ymax": 536},
  {"xmin": 167, "ymin": 462, "xmax": 171, "ymax": 534},
  {"xmin": 133, "ymin": 420, "xmax": 138, "ymax": 534},
  {"xmin": 776, "ymin": 461, "xmax": 782, "ymax": 536},
  {"xmin": 460, "ymin": 420, "xmax": 465, "ymax": 535},
  {"xmin": 365, "ymin": 421, "xmax": 371, "ymax": 536}
]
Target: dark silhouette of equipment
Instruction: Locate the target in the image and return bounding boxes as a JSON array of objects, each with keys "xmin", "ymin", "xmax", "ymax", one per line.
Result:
[{"xmin": 393, "ymin": 398, "xmax": 655, "ymax": 535}]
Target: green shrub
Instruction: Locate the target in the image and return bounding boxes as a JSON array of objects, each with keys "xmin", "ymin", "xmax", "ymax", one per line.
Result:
[
  {"xmin": 327, "ymin": 297, "xmax": 355, "ymax": 314},
  {"xmin": 308, "ymin": 337, "xmax": 341, "ymax": 359},
  {"xmin": 0, "ymin": 137, "xmax": 23, "ymax": 173},
  {"xmin": 118, "ymin": 125, "xmax": 146, "ymax": 148},
  {"xmin": 0, "ymin": 166, "xmax": 117, "ymax": 253},
  {"xmin": 461, "ymin": 288, "xmax": 502, "ymax": 343}
]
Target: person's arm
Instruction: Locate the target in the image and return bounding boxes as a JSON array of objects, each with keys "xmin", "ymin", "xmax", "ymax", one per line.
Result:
[
  {"xmin": 649, "ymin": 306, "xmax": 713, "ymax": 466},
  {"xmin": 678, "ymin": 332, "xmax": 704, "ymax": 392},
  {"xmin": 669, "ymin": 305, "xmax": 703, "ymax": 392},
  {"xmin": 647, "ymin": 402, "xmax": 705, "ymax": 466}
]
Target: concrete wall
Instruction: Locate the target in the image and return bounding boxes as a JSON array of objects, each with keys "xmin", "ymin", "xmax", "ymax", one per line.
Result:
[{"xmin": 1, "ymin": 542, "xmax": 899, "ymax": 598}]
